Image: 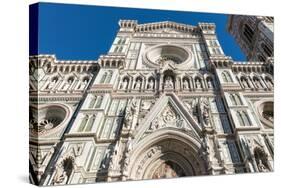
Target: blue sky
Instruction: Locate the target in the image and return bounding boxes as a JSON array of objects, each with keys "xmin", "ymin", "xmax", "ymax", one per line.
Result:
[{"xmin": 33, "ymin": 2, "xmax": 246, "ymax": 61}]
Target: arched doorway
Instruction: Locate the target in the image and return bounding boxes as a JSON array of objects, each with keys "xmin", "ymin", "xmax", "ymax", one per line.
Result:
[
  {"xmin": 126, "ymin": 129, "xmax": 207, "ymax": 180},
  {"xmin": 152, "ymin": 160, "xmax": 185, "ymax": 178}
]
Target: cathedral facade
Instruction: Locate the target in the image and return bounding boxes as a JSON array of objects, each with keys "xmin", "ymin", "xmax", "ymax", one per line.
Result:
[{"xmin": 29, "ymin": 18, "xmax": 274, "ymax": 186}]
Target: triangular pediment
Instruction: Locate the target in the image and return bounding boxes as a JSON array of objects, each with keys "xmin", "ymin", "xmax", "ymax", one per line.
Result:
[{"xmin": 134, "ymin": 93, "xmax": 202, "ymax": 144}]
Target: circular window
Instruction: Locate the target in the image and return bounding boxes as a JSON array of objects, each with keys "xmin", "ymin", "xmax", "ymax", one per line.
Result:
[
  {"xmin": 257, "ymin": 101, "xmax": 273, "ymax": 127},
  {"xmin": 143, "ymin": 45, "xmax": 191, "ymax": 67},
  {"xmin": 29, "ymin": 105, "xmax": 68, "ymax": 135}
]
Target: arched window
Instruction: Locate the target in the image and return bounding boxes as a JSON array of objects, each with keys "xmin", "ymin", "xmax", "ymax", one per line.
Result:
[
  {"xmin": 265, "ymin": 76, "xmax": 273, "ymax": 88},
  {"xmin": 236, "ymin": 111, "xmax": 251, "ymax": 126},
  {"xmin": 230, "ymin": 94, "xmax": 243, "ymax": 105},
  {"xmin": 243, "ymin": 24, "xmax": 254, "ymax": 44},
  {"xmin": 100, "ymin": 72, "xmax": 108, "ymax": 83},
  {"xmin": 84, "ymin": 115, "xmax": 95, "ymax": 132},
  {"xmin": 118, "ymin": 46, "xmax": 123, "ymax": 53},
  {"xmin": 114, "ymin": 46, "xmax": 119, "ymax": 53},
  {"xmin": 261, "ymin": 43, "xmax": 273, "ymax": 57},
  {"xmin": 78, "ymin": 115, "xmax": 89, "ymax": 132},
  {"xmin": 242, "ymin": 111, "xmax": 251, "ymax": 126},
  {"xmin": 258, "ymin": 55, "xmax": 266, "ymax": 62},
  {"xmin": 47, "ymin": 76, "xmax": 59, "ymax": 90},
  {"xmin": 265, "ymin": 17, "xmax": 274, "ymax": 23},
  {"xmin": 105, "ymin": 70, "xmax": 113, "ymax": 83},
  {"xmin": 230, "ymin": 94, "xmax": 237, "ymax": 105},
  {"xmin": 95, "ymin": 96, "xmax": 103, "ymax": 108},
  {"xmin": 240, "ymin": 77, "xmax": 250, "ymax": 88},
  {"xmin": 88, "ymin": 96, "xmax": 97, "ymax": 109},
  {"xmin": 222, "ymin": 71, "xmax": 232, "ymax": 82},
  {"xmin": 117, "ymin": 38, "xmax": 122, "ymax": 45},
  {"xmin": 213, "ymin": 40, "xmax": 218, "ymax": 46},
  {"xmin": 237, "ymin": 111, "xmax": 244, "ymax": 126},
  {"xmin": 253, "ymin": 76, "xmax": 262, "ymax": 88},
  {"xmin": 235, "ymin": 94, "xmax": 243, "ymax": 105},
  {"xmin": 216, "ymin": 48, "xmax": 221, "ymax": 55}
]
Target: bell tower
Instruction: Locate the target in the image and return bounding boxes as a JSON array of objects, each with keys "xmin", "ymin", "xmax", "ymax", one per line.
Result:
[{"xmin": 227, "ymin": 15, "xmax": 273, "ymax": 62}]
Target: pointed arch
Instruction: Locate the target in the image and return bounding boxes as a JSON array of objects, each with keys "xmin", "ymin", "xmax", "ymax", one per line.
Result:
[
  {"xmin": 100, "ymin": 71, "xmax": 108, "ymax": 83},
  {"xmin": 78, "ymin": 114, "xmax": 89, "ymax": 132},
  {"xmin": 127, "ymin": 129, "xmax": 206, "ymax": 180},
  {"xmin": 221, "ymin": 71, "xmax": 232, "ymax": 82},
  {"xmin": 105, "ymin": 70, "xmax": 113, "ymax": 83}
]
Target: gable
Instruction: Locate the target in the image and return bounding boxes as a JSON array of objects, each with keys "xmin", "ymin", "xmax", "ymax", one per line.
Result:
[{"xmin": 133, "ymin": 93, "xmax": 202, "ymax": 144}]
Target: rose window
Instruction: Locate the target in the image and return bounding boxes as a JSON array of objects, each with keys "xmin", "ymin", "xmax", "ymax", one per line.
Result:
[
  {"xmin": 29, "ymin": 105, "xmax": 67, "ymax": 135},
  {"xmin": 257, "ymin": 101, "xmax": 273, "ymax": 127},
  {"xmin": 143, "ymin": 44, "xmax": 192, "ymax": 67}
]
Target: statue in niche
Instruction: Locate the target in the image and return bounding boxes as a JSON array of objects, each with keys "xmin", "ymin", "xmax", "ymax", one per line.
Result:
[
  {"xmin": 241, "ymin": 78, "xmax": 249, "ymax": 88},
  {"xmin": 207, "ymin": 79, "xmax": 213, "ymax": 88},
  {"xmin": 109, "ymin": 141, "xmax": 120, "ymax": 170},
  {"xmin": 123, "ymin": 152, "xmax": 130, "ymax": 172},
  {"xmin": 52, "ymin": 157, "xmax": 74, "ymax": 185},
  {"xmin": 108, "ymin": 156, "xmax": 114, "ymax": 170},
  {"xmin": 200, "ymin": 137, "xmax": 210, "ymax": 156},
  {"xmin": 126, "ymin": 137, "xmax": 133, "ymax": 153},
  {"xmin": 183, "ymin": 79, "xmax": 189, "ymax": 89},
  {"xmin": 52, "ymin": 164, "xmax": 67, "ymax": 185},
  {"xmin": 134, "ymin": 79, "xmax": 142, "ymax": 90},
  {"xmin": 123, "ymin": 98, "xmax": 137, "ymax": 129},
  {"xmin": 257, "ymin": 159, "xmax": 269, "ymax": 172},
  {"xmin": 195, "ymin": 79, "xmax": 202, "ymax": 88},
  {"xmin": 200, "ymin": 98, "xmax": 210, "ymax": 127},
  {"xmin": 147, "ymin": 79, "xmax": 155, "ymax": 89},
  {"xmin": 79, "ymin": 79, "xmax": 88, "ymax": 90},
  {"xmin": 62, "ymin": 79, "xmax": 73, "ymax": 90},
  {"xmin": 254, "ymin": 79, "xmax": 261, "ymax": 88},
  {"xmin": 47, "ymin": 78, "xmax": 58, "ymax": 90},
  {"xmin": 120, "ymin": 78, "xmax": 128, "ymax": 90},
  {"xmin": 123, "ymin": 137, "xmax": 133, "ymax": 173},
  {"xmin": 113, "ymin": 141, "xmax": 120, "ymax": 156},
  {"xmin": 265, "ymin": 78, "xmax": 273, "ymax": 88},
  {"xmin": 164, "ymin": 76, "xmax": 174, "ymax": 89},
  {"xmin": 101, "ymin": 150, "xmax": 110, "ymax": 169}
]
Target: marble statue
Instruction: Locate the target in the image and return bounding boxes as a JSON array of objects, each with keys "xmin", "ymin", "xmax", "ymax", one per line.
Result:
[{"xmin": 164, "ymin": 76, "xmax": 174, "ymax": 89}]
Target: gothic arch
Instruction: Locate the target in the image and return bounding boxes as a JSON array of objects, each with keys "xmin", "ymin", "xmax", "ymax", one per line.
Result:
[
  {"xmin": 238, "ymin": 73, "xmax": 250, "ymax": 89},
  {"xmin": 182, "ymin": 76, "xmax": 192, "ymax": 90},
  {"xmin": 221, "ymin": 71, "xmax": 232, "ymax": 82},
  {"xmin": 119, "ymin": 75, "xmax": 131, "ymax": 90},
  {"xmin": 127, "ymin": 129, "xmax": 207, "ymax": 180},
  {"xmin": 204, "ymin": 74, "xmax": 215, "ymax": 89}
]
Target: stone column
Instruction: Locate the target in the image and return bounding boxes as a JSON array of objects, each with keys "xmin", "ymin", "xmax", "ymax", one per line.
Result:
[
  {"xmin": 129, "ymin": 77, "xmax": 134, "ymax": 92},
  {"xmin": 142, "ymin": 77, "xmax": 146, "ymax": 92},
  {"xmin": 160, "ymin": 74, "xmax": 164, "ymax": 92}
]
